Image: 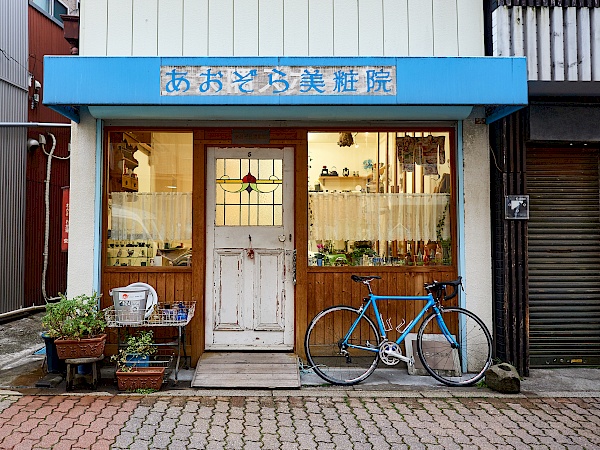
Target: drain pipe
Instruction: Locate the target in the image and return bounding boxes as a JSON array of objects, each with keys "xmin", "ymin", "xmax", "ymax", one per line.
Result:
[
  {"xmin": 0, "ymin": 305, "xmax": 47, "ymax": 322},
  {"xmin": 41, "ymin": 133, "xmax": 70, "ymax": 302},
  {"xmin": 0, "ymin": 122, "xmax": 71, "ymax": 127}
]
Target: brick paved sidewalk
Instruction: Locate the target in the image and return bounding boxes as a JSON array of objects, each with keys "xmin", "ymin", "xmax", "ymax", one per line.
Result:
[{"xmin": 1, "ymin": 393, "xmax": 599, "ymax": 449}]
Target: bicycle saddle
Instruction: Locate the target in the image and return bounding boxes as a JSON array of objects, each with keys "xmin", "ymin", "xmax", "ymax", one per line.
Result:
[{"xmin": 351, "ymin": 275, "xmax": 381, "ymax": 283}]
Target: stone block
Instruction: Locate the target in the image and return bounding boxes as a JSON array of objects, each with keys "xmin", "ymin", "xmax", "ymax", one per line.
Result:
[{"xmin": 485, "ymin": 363, "xmax": 521, "ymax": 393}]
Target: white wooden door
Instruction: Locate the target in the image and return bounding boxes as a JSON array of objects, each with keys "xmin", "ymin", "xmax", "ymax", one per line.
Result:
[{"xmin": 205, "ymin": 147, "xmax": 294, "ymax": 350}]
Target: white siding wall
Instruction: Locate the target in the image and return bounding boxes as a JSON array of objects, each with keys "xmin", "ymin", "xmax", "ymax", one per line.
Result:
[
  {"xmin": 462, "ymin": 108, "xmax": 493, "ymax": 333},
  {"xmin": 80, "ymin": 0, "xmax": 484, "ymax": 57},
  {"xmin": 66, "ymin": 109, "xmax": 99, "ymax": 297},
  {"xmin": 493, "ymin": 6, "xmax": 600, "ymax": 81}
]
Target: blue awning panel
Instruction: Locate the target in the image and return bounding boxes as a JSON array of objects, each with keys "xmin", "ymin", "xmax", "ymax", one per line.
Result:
[{"xmin": 43, "ymin": 56, "xmax": 527, "ymax": 123}]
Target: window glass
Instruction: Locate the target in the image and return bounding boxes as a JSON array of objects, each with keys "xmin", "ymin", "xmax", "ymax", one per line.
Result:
[
  {"xmin": 53, "ymin": 0, "xmax": 68, "ymax": 21},
  {"xmin": 32, "ymin": 0, "xmax": 50, "ymax": 13},
  {"xmin": 106, "ymin": 131, "xmax": 193, "ymax": 267},
  {"xmin": 308, "ymin": 131, "xmax": 452, "ymax": 267},
  {"xmin": 215, "ymin": 157, "xmax": 283, "ymax": 226}
]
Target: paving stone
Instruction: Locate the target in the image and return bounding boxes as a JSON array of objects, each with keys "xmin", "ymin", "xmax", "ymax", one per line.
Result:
[{"xmin": 0, "ymin": 392, "xmax": 599, "ymax": 449}]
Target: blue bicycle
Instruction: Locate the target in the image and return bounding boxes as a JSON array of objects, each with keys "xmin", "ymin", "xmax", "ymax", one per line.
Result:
[{"xmin": 304, "ymin": 275, "xmax": 492, "ymax": 387}]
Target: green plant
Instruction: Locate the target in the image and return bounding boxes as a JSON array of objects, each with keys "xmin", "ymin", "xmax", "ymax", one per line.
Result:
[
  {"xmin": 42, "ymin": 293, "xmax": 106, "ymax": 340},
  {"xmin": 123, "ymin": 330, "xmax": 156, "ymax": 357},
  {"xmin": 436, "ymin": 200, "xmax": 450, "ymax": 242},
  {"xmin": 111, "ymin": 330, "xmax": 157, "ymax": 372},
  {"xmin": 134, "ymin": 388, "xmax": 157, "ymax": 394}
]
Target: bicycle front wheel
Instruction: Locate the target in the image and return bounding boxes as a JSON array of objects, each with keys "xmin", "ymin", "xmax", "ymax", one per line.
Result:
[
  {"xmin": 304, "ymin": 306, "xmax": 380, "ymax": 386},
  {"xmin": 417, "ymin": 307, "xmax": 492, "ymax": 387}
]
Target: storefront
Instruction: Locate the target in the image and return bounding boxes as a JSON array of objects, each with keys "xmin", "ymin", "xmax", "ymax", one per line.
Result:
[{"xmin": 44, "ymin": 56, "xmax": 527, "ymax": 364}]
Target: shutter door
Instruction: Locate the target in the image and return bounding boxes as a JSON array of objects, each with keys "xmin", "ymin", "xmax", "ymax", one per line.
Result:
[{"xmin": 527, "ymin": 148, "xmax": 600, "ymax": 367}]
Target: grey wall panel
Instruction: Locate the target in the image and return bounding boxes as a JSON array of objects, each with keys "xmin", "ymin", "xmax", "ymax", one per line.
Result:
[
  {"xmin": 0, "ymin": 128, "xmax": 26, "ymax": 314},
  {"xmin": 493, "ymin": 6, "xmax": 600, "ymax": 81},
  {"xmin": 0, "ymin": 0, "xmax": 28, "ymax": 314},
  {"xmin": 529, "ymin": 104, "xmax": 600, "ymax": 141},
  {"xmin": 0, "ymin": 0, "xmax": 28, "ymax": 90}
]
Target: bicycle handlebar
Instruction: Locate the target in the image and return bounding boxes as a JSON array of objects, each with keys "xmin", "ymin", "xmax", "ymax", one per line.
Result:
[{"xmin": 425, "ymin": 276, "xmax": 462, "ymax": 301}]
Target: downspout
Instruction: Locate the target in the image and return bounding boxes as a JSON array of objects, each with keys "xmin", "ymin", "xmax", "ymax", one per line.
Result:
[
  {"xmin": 0, "ymin": 122, "xmax": 71, "ymax": 127},
  {"xmin": 0, "ymin": 305, "xmax": 47, "ymax": 321},
  {"xmin": 41, "ymin": 133, "xmax": 70, "ymax": 302}
]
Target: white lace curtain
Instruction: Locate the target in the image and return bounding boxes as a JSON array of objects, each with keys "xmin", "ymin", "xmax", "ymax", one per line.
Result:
[
  {"xmin": 309, "ymin": 192, "xmax": 450, "ymax": 242},
  {"xmin": 111, "ymin": 192, "xmax": 192, "ymax": 241}
]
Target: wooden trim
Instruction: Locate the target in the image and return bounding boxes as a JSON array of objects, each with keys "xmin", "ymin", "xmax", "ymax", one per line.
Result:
[
  {"xmin": 294, "ymin": 131, "xmax": 309, "ymax": 356},
  {"xmin": 104, "ymin": 267, "xmax": 192, "ymax": 273},
  {"xmin": 191, "ymin": 132, "xmax": 206, "ymax": 365},
  {"xmin": 306, "ymin": 266, "xmax": 456, "ymax": 274}
]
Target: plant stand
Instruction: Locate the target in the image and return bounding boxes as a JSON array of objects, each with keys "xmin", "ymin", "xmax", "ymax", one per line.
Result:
[
  {"xmin": 65, "ymin": 355, "xmax": 103, "ymax": 391},
  {"xmin": 104, "ymin": 301, "xmax": 195, "ymax": 383}
]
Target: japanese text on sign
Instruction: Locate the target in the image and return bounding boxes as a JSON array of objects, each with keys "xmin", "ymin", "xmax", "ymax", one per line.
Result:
[{"xmin": 160, "ymin": 66, "xmax": 396, "ymax": 96}]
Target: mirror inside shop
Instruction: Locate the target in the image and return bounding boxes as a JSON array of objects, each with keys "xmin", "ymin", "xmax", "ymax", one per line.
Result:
[
  {"xmin": 308, "ymin": 131, "xmax": 452, "ymax": 267},
  {"xmin": 106, "ymin": 131, "xmax": 193, "ymax": 267}
]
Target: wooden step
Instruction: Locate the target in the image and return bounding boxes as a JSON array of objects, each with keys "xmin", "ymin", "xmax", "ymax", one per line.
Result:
[{"xmin": 191, "ymin": 352, "xmax": 301, "ymax": 389}]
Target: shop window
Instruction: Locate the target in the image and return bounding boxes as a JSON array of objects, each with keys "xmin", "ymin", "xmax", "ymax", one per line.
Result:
[
  {"xmin": 308, "ymin": 131, "xmax": 452, "ymax": 267},
  {"xmin": 215, "ymin": 157, "xmax": 283, "ymax": 226},
  {"xmin": 106, "ymin": 131, "xmax": 193, "ymax": 267}
]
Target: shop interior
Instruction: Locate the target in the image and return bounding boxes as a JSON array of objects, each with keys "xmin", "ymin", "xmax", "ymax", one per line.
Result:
[
  {"xmin": 307, "ymin": 131, "xmax": 452, "ymax": 267},
  {"xmin": 106, "ymin": 131, "xmax": 193, "ymax": 267}
]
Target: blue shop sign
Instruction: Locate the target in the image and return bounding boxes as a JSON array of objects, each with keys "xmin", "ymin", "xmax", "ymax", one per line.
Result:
[{"xmin": 160, "ymin": 65, "xmax": 396, "ymax": 97}]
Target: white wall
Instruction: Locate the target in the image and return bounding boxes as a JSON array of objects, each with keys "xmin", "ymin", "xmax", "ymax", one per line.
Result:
[
  {"xmin": 80, "ymin": 0, "xmax": 484, "ymax": 57},
  {"xmin": 461, "ymin": 108, "xmax": 492, "ymax": 332},
  {"xmin": 67, "ymin": 109, "xmax": 98, "ymax": 297}
]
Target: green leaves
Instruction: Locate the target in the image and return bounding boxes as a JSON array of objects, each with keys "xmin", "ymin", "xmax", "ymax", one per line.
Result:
[
  {"xmin": 42, "ymin": 293, "xmax": 106, "ymax": 340},
  {"xmin": 111, "ymin": 330, "xmax": 157, "ymax": 372}
]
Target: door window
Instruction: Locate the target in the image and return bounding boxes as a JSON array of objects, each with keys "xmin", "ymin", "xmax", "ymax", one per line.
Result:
[{"xmin": 215, "ymin": 157, "xmax": 283, "ymax": 226}]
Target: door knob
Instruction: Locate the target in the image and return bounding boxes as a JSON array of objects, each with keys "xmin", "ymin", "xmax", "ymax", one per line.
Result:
[{"xmin": 278, "ymin": 235, "xmax": 286, "ymax": 242}]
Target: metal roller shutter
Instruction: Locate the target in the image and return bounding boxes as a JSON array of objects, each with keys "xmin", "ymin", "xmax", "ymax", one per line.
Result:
[{"xmin": 526, "ymin": 147, "xmax": 600, "ymax": 367}]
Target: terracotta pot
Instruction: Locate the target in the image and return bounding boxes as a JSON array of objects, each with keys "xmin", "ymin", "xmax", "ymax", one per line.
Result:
[
  {"xmin": 54, "ymin": 334, "xmax": 107, "ymax": 359},
  {"xmin": 116, "ymin": 367, "xmax": 165, "ymax": 391}
]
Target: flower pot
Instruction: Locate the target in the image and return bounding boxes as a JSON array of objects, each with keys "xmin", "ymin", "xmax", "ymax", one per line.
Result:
[
  {"xmin": 54, "ymin": 334, "xmax": 107, "ymax": 359},
  {"xmin": 125, "ymin": 354, "xmax": 150, "ymax": 368},
  {"xmin": 116, "ymin": 367, "xmax": 165, "ymax": 391},
  {"xmin": 41, "ymin": 332, "xmax": 66, "ymax": 374}
]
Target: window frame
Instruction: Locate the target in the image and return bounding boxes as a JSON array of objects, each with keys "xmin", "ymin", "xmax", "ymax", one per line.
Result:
[{"xmin": 306, "ymin": 126, "xmax": 457, "ymax": 272}]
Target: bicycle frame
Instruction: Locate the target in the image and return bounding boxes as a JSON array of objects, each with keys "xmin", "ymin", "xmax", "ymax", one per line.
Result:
[{"xmin": 343, "ymin": 292, "xmax": 458, "ymax": 361}]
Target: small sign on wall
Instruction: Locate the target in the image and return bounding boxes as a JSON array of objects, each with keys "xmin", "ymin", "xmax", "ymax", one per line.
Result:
[
  {"xmin": 505, "ymin": 195, "xmax": 529, "ymax": 220},
  {"xmin": 61, "ymin": 187, "xmax": 69, "ymax": 251}
]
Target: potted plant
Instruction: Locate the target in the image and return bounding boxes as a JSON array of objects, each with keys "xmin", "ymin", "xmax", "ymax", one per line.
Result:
[
  {"xmin": 42, "ymin": 293, "xmax": 107, "ymax": 359},
  {"xmin": 122, "ymin": 330, "xmax": 156, "ymax": 367},
  {"xmin": 111, "ymin": 330, "xmax": 164, "ymax": 391}
]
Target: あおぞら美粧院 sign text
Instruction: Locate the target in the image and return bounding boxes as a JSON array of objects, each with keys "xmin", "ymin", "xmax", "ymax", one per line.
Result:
[{"xmin": 160, "ymin": 66, "xmax": 396, "ymax": 97}]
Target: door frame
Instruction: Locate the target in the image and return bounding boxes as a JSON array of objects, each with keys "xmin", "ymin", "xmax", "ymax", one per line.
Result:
[
  {"xmin": 204, "ymin": 145, "xmax": 295, "ymax": 350},
  {"xmin": 190, "ymin": 129, "xmax": 308, "ymax": 364}
]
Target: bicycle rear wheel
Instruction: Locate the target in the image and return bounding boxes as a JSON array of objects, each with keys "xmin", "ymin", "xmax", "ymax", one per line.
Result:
[
  {"xmin": 304, "ymin": 306, "xmax": 380, "ymax": 386},
  {"xmin": 416, "ymin": 307, "xmax": 492, "ymax": 387}
]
